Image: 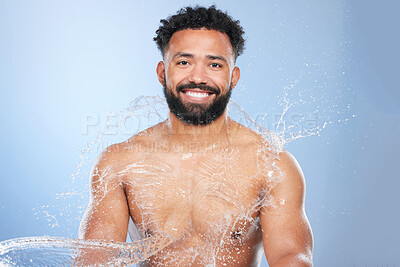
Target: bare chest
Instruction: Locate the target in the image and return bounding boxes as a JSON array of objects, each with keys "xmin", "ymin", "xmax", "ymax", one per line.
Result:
[{"xmin": 123, "ymin": 148, "xmax": 265, "ymax": 243}]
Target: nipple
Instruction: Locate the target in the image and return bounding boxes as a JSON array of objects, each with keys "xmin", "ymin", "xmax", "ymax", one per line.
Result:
[{"xmin": 231, "ymin": 230, "xmax": 242, "ymax": 240}]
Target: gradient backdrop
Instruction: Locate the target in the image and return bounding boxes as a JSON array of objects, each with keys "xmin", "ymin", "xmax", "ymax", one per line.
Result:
[{"xmin": 1, "ymin": 0, "xmax": 399, "ymax": 266}]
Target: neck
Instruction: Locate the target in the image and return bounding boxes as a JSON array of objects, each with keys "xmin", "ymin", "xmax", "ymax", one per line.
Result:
[{"xmin": 166, "ymin": 111, "xmax": 232, "ymax": 144}]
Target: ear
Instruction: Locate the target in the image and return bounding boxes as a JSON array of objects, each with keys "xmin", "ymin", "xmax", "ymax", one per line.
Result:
[
  {"xmin": 230, "ymin": 66, "xmax": 240, "ymax": 89},
  {"xmin": 156, "ymin": 61, "xmax": 166, "ymax": 85}
]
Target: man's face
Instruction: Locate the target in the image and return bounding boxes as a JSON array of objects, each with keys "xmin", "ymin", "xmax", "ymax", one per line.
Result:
[{"xmin": 157, "ymin": 29, "xmax": 240, "ymax": 125}]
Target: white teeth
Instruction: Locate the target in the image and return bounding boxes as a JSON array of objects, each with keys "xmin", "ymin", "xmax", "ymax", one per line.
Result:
[{"xmin": 184, "ymin": 91, "xmax": 209, "ymax": 98}]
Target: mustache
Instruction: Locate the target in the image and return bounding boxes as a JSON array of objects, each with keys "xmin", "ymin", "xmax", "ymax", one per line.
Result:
[{"xmin": 176, "ymin": 83, "xmax": 220, "ymax": 95}]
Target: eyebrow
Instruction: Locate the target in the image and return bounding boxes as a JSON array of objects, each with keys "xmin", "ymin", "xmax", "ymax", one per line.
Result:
[
  {"xmin": 172, "ymin": 52, "xmax": 228, "ymax": 63},
  {"xmin": 207, "ymin": 55, "xmax": 228, "ymax": 63},
  {"xmin": 172, "ymin": 52, "xmax": 194, "ymax": 59}
]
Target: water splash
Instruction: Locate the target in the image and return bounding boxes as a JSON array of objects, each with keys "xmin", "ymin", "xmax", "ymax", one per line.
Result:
[
  {"xmin": 0, "ymin": 235, "xmax": 172, "ymax": 266},
  {"xmin": 0, "ymin": 94, "xmax": 337, "ymax": 266}
]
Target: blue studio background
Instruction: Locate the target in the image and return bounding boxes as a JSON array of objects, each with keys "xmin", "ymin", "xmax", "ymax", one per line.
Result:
[{"xmin": 1, "ymin": 0, "xmax": 399, "ymax": 266}]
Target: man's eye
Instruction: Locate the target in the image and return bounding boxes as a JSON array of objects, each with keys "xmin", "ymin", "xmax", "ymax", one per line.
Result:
[
  {"xmin": 178, "ymin": 61, "xmax": 188, "ymax": 65},
  {"xmin": 211, "ymin": 63, "xmax": 222, "ymax": 68}
]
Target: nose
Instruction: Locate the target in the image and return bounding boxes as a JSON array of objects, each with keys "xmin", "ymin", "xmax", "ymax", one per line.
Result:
[{"xmin": 188, "ymin": 64, "xmax": 208, "ymax": 84}]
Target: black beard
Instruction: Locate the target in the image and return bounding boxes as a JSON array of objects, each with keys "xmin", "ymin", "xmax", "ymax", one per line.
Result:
[{"xmin": 163, "ymin": 81, "xmax": 232, "ymax": 126}]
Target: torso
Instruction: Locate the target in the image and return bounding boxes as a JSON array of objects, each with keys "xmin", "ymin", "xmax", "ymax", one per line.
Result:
[{"xmin": 114, "ymin": 119, "xmax": 272, "ymax": 266}]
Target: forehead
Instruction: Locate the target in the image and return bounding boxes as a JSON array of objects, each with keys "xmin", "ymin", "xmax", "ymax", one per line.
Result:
[{"xmin": 165, "ymin": 29, "xmax": 234, "ymax": 60}]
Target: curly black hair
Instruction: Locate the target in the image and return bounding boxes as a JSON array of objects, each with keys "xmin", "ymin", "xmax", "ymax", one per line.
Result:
[{"xmin": 154, "ymin": 5, "xmax": 245, "ymax": 61}]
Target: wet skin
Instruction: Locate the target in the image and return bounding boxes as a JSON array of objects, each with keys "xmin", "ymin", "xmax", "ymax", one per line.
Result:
[{"xmin": 79, "ymin": 29, "xmax": 313, "ymax": 266}]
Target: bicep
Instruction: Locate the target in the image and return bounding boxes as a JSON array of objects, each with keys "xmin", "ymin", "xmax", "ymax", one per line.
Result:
[
  {"xmin": 78, "ymin": 152, "xmax": 130, "ymax": 242},
  {"xmin": 260, "ymin": 150, "xmax": 313, "ymax": 265}
]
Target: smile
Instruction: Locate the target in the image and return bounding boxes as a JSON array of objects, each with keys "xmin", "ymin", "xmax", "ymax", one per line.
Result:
[
  {"xmin": 181, "ymin": 89, "xmax": 215, "ymax": 102},
  {"xmin": 184, "ymin": 91, "xmax": 210, "ymax": 98}
]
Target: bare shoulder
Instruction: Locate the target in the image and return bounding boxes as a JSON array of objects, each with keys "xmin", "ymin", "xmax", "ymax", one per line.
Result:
[
  {"xmin": 266, "ymin": 150, "xmax": 306, "ymax": 211},
  {"xmin": 91, "ymin": 121, "xmax": 167, "ymax": 183},
  {"xmin": 229, "ymin": 119, "xmax": 305, "ymax": 192},
  {"xmin": 93, "ymin": 141, "xmax": 133, "ymax": 174},
  {"xmin": 102, "ymin": 121, "xmax": 167, "ymax": 158},
  {"xmin": 275, "ymin": 150, "xmax": 305, "ymax": 189},
  {"xmin": 228, "ymin": 119, "xmax": 279, "ymax": 169},
  {"xmin": 229, "ymin": 118, "xmax": 269, "ymax": 148}
]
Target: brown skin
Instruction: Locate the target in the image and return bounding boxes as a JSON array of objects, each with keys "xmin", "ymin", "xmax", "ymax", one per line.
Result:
[{"xmin": 79, "ymin": 29, "xmax": 313, "ymax": 266}]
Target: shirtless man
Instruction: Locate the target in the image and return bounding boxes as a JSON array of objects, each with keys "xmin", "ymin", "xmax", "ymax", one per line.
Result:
[{"xmin": 79, "ymin": 5, "xmax": 313, "ymax": 266}]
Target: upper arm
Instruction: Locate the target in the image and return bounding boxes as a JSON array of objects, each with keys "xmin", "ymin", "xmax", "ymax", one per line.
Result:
[
  {"xmin": 260, "ymin": 150, "xmax": 313, "ymax": 266},
  {"xmin": 78, "ymin": 145, "xmax": 130, "ymax": 242}
]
